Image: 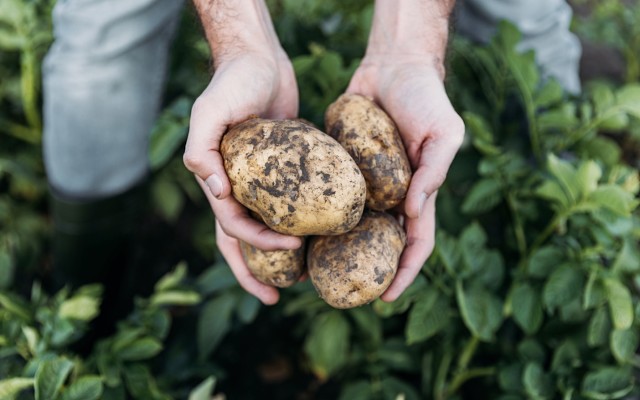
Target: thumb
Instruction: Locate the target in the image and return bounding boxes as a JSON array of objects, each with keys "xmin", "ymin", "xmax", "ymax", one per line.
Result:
[{"xmin": 183, "ymin": 97, "xmax": 233, "ymax": 200}]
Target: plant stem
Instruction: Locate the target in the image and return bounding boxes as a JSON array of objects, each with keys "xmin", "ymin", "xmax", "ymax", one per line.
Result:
[
  {"xmin": 456, "ymin": 336, "xmax": 479, "ymax": 372},
  {"xmin": 528, "ymin": 211, "xmax": 566, "ymax": 256},
  {"xmin": 0, "ymin": 119, "xmax": 39, "ymax": 144},
  {"xmin": 506, "ymin": 192, "xmax": 527, "ymax": 256},
  {"xmin": 434, "ymin": 350, "xmax": 453, "ymax": 400},
  {"xmin": 505, "ymin": 56, "xmax": 542, "ymax": 163},
  {"xmin": 21, "ymin": 48, "xmax": 42, "ymax": 138},
  {"xmin": 446, "ymin": 367, "xmax": 496, "ymax": 396}
]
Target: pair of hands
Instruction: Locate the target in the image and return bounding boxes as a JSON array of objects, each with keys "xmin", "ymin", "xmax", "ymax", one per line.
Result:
[{"xmin": 184, "ymin": 47, "xmax": 464, "ymax": 305}]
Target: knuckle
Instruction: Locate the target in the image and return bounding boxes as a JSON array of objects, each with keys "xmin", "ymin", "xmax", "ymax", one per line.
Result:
[
  {"xmin": 190, "ymin": 96, "xmax": 208, "ymax": 116},
  {"xmin": 182, "ymin": 151, "xmax": 204, "ymax": 173},
  {"xmin": 450, "ymin": 114, "xmax": 466, "ymax": 146},
  {"xmin": 432, "ymin": 169, "xmax": 449, "ymax": 187}
]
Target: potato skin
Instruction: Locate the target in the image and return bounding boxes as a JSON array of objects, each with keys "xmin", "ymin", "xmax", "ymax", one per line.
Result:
[
  {"xmin": 221, "ymin": 118, "xmax": 366, "ymax": 236},
  {"xmin": 240, "ymin": 240, "xmax": 305, "ymax": 288},
  {"xmin": 307, "ymin": 211, "xmax": 406, "ymax": 309},
  {"xmin": 325, "ymin": 94, "xmax": 412, "ymax": 211}
]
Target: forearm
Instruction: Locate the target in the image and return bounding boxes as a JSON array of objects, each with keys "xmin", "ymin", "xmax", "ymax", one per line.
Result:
[
  {"xmin": 366, "ymin": 0, "xmax": 455, "ymax": 76},
  {"xmin": 192, "ymin": 0, "xmax": 283, "ymax": 66}
]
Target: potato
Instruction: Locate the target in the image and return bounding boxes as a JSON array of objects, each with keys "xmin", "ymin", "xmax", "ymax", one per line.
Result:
[
  {"xmin": 221, "ymin": 117, "xmax": 366, "ymax": 236},
  {"xmin": 325, "ymin": 94, "xmax": 412, "ymax": 211},
  {"xmin": 307, "ymin": 210, "xmax": 406, "ymax": 309},
  {"xmin": 240, "ymin": 239, "xmax": 305, "ymax": 288}
]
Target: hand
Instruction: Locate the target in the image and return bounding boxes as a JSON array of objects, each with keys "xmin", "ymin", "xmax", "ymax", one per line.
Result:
[
  {"xmin": 184, "ymin": 51, "xmax": 302, "ymax": 305},
  {"xmin": 347, "ymin": 56, "xmax": 464, "ymax": 302}
]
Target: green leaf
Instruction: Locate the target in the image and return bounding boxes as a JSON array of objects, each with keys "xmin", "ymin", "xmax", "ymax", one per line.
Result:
[
  {"xmin": 293, "ymin": 55, "xmax": 316, "ymax": 75},
  {"xmin": 60, "ymin": 376, "xmax": 103, "ymax": 400},
  {"xmin": 599, "ymin": 113, "xmax": 629, "ymax": 132},
  {"xmin": 511, "ymin": 282, "xmax": 543, "ymax": 335},
  {"xmin": 615, "ymin": 84, "xmax": 640, "ymax": 119},
  {"xmin": 517, "ymin": 339, "xmax": 546, "ymax": 364},
  {"xmin": 589, "ymin": 185, "xmax": 637, "ymax": 216},
  {"xmin": 58, "ymin": 295, "xmax": 100, "ymax": 321},
  {"xmin": 0, "ymin": 378, "xmax": 34, "ymax": 400},
  {"xmin": 477, "ymin": 250, "xmax": 505, "ymax": 290},
  {"xmin": 456, "ymin": 281, "xmax": 503, "ymax": 341},
  {"xmin": 551, "ymin": 340, "xmax": 581, "ymax": 374},
  {"xmin": 35, "ymin": 357, "xmax": 74, "ymax": 400},
  {"xmin": 522, "ymin": 362, "xmax": 553, "ymax": 399},
  {"xmin": 198, "ymin": 293, "xmax": 237, "ymax": 360},
  {"xmin": 148, "ymin": 117, "xmax": 188, "ymax": 170},
  {"xmin": 463, "ymin": 112, "xmax": 500, "ymax": 155},
  {"xmin": 154, "ymin": 262, "xmax": 188, "ymax": 292},
  {"xmin": 123, "ymin": 364, "xmax": 170, "ymax": 400},
  {"xmin": 196, "ymin": 265, "xmax": 238, "ymax": 295},
  {"xmin": 0, "ymin": 292, "xmax": 31, "ymax": 320},
  {"xmin": 406, "ymin": 289, "xmax": 450, "ymax": 344},
  {"xmin": 542, "ymin": 264, "xmax": 584, "ymax": 312},
  {"xmin": 538, "ymin": 103, "xmax": 579, "ymax": 131},
  {"xmin": 148, "ymin": 97, "xmax": 191, "ymax": 169},
  {"xmin": 463, "ymin": 112, "xmax": 493, "ymax": 142},
  {"xmin": 498, "ymin": 363, "xmax": 524, "ymax": 392},
  {"xmin": 581, "ymin": 367, "xmax": 633, "ymax": 399},
  {"xmin": 304, "ymin": 311, "xmax": 350, "ymax": 380},
  {"xmin": 462, "ymin": 178, "xmax": 503, "ymax": 214},
  {"xmin": 152, "ymin": 179, "xmax": 184, "ymax": 223},
  {"xmin": 588, "ymin": 307, "xmax": 611, "ymax": 347},
  {"xmin": 339, "ymin": 381, "xmax": 372, "ymax": 400},
  {"xmin": 377, "ymin": 338, "xmax": 418, "ymax": 372},
  {"xmin": 546, "ymin": 154, "xmax": 579, "ymax": 203},
  {"xmin": 236, "ymin": 293, "xmax": 260, "ymax": 324},
  {"xmin": 380, "ymin": 376, "xmax": 421, "ymax": 400},
  {"xmin": 436, "ymin": 232, "xmax": 461, "ymax": 276},
  {"xmin": 150, "ymin": 290, "xmax": 201, "ymax": 307},
  {"xmin": 610, "ymin": 328, "xmax": 639, "ymax": 364},
  {"xmin": 111, "ymin": 328, "xmax": 145, "ymax": 353},
  {"xmin": 0, "ymin": 249, "xmax": 14, "ymax": 289},
  {"xmin": 22, "ymin": 326, "xmax": 38, "ymax": 355},
  {"xmin": 348, "ymin": 307, "xmax": 382, "ymax": 346},
  {"xmin": 591, "ymin": 83, "xmax": 615, "ymax": 114},
  {"xmin": 117, "ymin": 337, "xmax": 163, "ymax": 361},
  {"xmin": 583, "ymin": 271, "xmax": 607, "ymax": 310},
  {"xmin": 372, "ymin": 274, "xmax": 427, "ymax": 317},
  {"xmin": 188, "ymin": 377, "xmax": 216, "ymax": 400},
  {"xmin": 612, "ymin": 237, "xmax": 640, "ymax": 273},
  {"xmin": 580, "ymin": 136, "xmax": 621, "ymax": 166},
  {"xmin": 575, "ymin": 161, "xmax": 602, "ymax": 199},
  {"xmin": 535, "ymin": 79, "xmax": 563, "ymax": 108},
  {"xmin": 605, "ymin": 278, "xmax": 634, "ymax": 330},
  {"xmin": 536, "ymin": 180, "xmax": 571, "ymax": 210},
  {"xmin": 494, "ymin": 20, "xmax": 522, "ymax": 54},
  {"xmin": 460, "ymin": 223, "xmax": 496, "ymax": 277},
  {"xmin": 528, "ymin": 246, "xmax": 563, "ymax": 278}
]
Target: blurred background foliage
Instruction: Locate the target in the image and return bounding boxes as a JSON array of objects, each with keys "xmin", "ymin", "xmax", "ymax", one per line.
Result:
[{"xmin": 1, "ymin": 0, "xmax": 640, "ymax": 399}]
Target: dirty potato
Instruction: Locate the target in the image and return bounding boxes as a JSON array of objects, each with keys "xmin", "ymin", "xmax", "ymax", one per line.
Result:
[
  {"xmin": 221, "ymin": 118, "xmax": 366, "ymax": 236},
  {"xmin": 240, "ymin": 239, "xmax": 305, "ymax": 288},
  {"xmin": 307, "ymin": 211, "xmax": 406, "ymax": 309},
  {"xmin": 325, "ymin": 93, "xmax": 412, "ymax": 211}
]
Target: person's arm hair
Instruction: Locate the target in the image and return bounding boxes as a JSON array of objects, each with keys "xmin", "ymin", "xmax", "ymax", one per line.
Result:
[
  {"xmin": 366, "ymin": 0, "xmax": 455, "ymax": 78},
  {"xmin": 192, "ymin": 0, "xmax": 283, "ymax": 67}
]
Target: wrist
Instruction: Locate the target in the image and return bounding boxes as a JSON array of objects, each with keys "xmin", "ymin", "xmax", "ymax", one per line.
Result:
[
  {"xmin": 366, "ymin": 0, "xmax": 454, "ymax": 68},
  {"xmin": 193, "ymin": 0, "xmax": 284, "ymax": 67}
]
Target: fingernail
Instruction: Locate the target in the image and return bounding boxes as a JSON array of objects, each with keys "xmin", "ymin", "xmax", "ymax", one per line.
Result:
[
  {"xmin": 206, "ymin": 174, "xmax": 223, "ymax": 198},
  {"xmin": 418, "ymin": 192, "xmax": 428, "ymax": 218}
]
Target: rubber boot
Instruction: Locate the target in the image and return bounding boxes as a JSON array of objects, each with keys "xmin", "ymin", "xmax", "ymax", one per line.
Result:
[{"xmin": 49, "ymin": 183, "xmax": 149, "ymax": 343}]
